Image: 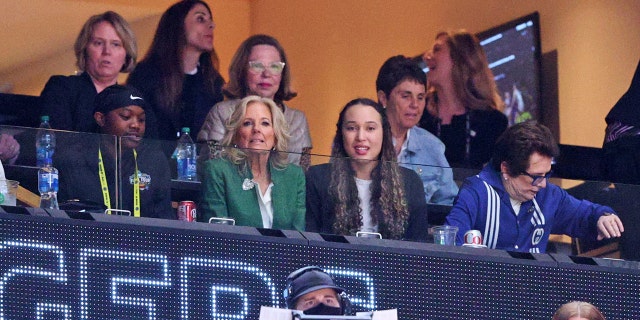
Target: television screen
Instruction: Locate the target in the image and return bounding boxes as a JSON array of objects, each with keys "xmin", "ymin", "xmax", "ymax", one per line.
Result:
[{"xmin": 476, "ymin": 12, "xmax": 542, "ymax": 126}]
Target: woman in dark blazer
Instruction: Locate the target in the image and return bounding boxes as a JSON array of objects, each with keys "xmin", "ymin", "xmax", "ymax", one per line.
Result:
[
  {"xmin": 198, "ymin": 95, "xmax": 305, "ymax": 230},
  {"xmin": 306, "ymin": 98, "xmax": 428, "ymax": 241}
]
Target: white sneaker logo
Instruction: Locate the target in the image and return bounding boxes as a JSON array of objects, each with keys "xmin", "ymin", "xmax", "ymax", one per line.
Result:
[{"xmin": 130, "ymin": 94, "xmax": 143, "ymax": 100}]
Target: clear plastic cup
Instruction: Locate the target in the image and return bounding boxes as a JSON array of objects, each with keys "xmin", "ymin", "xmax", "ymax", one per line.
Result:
[
  {"xmin": 432, "ymin": 225, "xmax": 458, "ymax": 246},
  {"xmin": 0, "ymin": 180, "xmax": 19, "ymax": 206}
]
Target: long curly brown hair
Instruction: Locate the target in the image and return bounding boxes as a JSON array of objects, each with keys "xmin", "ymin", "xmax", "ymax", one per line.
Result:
[{"xmin": 329, "ymin": 98, "xmax": 409, "ymax": 239}]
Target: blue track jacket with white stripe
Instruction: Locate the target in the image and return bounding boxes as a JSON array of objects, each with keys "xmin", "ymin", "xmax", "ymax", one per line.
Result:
[{"xmin": 445, "ymin": 165, "xmax": 614, "ymax": 253}]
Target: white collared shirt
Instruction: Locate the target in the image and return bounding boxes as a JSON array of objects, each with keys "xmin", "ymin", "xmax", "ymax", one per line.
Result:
[
  {"xmin": 510, "ymin": 197, "xmax": 522, "ymax": 216},
  {"xmin": 255, "ymin": 182, "xmax": 274, "ymax": 228}
]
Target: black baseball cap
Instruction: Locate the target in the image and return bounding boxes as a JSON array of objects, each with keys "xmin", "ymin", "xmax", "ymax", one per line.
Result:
[
  {"xmin": 94, "ymin": 84, "xmax": 148, "ymax": 114},
  {"xmin": 287, "ymin": 268, "xmax": 344, "ymax": 306}
]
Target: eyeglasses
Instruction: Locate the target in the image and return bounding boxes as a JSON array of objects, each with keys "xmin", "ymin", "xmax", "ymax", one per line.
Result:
[
  {"xmin": 520, "ymin": 171, "xmax": 553, "ymax": 186},
  {"xmin": 248, "ymin": 61, "xmax": 285, "ymax": 75}
]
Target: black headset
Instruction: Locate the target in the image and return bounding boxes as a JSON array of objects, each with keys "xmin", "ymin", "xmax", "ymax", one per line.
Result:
[{"xmin": 284, "ymin": 266, "xmax": 353, "ymax": 315}]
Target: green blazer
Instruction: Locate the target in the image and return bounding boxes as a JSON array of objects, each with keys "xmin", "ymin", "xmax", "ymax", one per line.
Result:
[{"xmin": 199, "ymin": 157, "xmax": 306, "ymax": 231}]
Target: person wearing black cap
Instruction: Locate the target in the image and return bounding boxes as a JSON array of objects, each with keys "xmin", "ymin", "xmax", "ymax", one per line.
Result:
[
  {"xmin": 56, "ymin": 84, "xmax": 175, "ymax": 219},
  {"xmin": 284, "ymin": 266, "xmax": 349, "ymax": 316}
]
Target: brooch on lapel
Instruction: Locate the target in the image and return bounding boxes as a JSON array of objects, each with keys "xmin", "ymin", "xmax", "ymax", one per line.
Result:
[{"xmin": 242, "ymin": 178, "xmax": 255, "ymax": 191}]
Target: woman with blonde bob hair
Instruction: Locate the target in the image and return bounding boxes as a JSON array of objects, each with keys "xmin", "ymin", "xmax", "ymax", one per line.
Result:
[
  {"xmin": 198, "ymin": 96, "xmax": 305, "ymax": 231},
  {"xmin": 552, "ymin": 301, "xmax": 606, "ymax": 320},
  {"xmin": 74, "ymin": 11, "xmax": 137, "ymax": 74},
  {"xmin": 41, "ymin": 11, "xmax": 138, "ymax": 132},
  {"xmin": 419, "ymin": 30, "xmax": 508, "ymax": 169}
]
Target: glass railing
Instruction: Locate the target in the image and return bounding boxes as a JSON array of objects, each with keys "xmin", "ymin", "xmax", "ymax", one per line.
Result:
[
  {"xmin": 1, "ymin": 125, "xmax": 118, "ymax": 211},
  {"xmin": 3, "ymin": 125, "xmax": 639, "ymax": 258},
  {"xmin": 552, "ymin": 177, "xmax": 638, "ymax": 258}
]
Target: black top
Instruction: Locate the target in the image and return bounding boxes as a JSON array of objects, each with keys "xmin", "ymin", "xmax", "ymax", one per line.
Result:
[
  {"xmin": 55, "ymin": 137, "xmax": 175, "ymax": 219},
  {"xmin": 127, "ymin": 60, "xmax": 224, "ymax": 141},
  {"xmin": 40, "ymin": 72, "xmax": 99, "ymax": 132},
  {"xmin": 305, "ymin": 163, "xmax": 429, "ymax": 242},
  {"xmin": 605, "ymin": 59, "xmax": 640, "ymax": 127},
  {"xmin": 419, "ymin": 109, "xmax": 508, "ymax": 169}
]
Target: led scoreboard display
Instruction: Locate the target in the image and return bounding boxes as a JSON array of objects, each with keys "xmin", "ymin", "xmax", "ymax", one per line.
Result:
[
  {"xmin": 0, "ymin": 213, "xmax": 378, "ymax": 320},
  {"xmin": 1, "ymin": 211, "xmax": 640, "ymax": 319}
]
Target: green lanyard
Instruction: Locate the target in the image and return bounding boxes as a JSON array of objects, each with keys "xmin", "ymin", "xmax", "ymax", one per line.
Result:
[{"xmin": 98, "ymin": 148, "xmax": 140, "ymax": 217}]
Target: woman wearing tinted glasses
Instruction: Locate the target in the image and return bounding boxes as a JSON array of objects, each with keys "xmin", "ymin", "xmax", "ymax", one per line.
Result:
[
  {"xmin": 198, "ymin": 34, "xmax": 312, "ymax": 169},
  {"xmin": 445, "ymin": 121, "xmax": 623, "ymax": 252}
]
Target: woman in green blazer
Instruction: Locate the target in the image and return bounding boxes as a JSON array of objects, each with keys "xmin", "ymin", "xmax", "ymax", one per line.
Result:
[{"xmin": 198, "ymin": 95, "xmax": 305, "ymax": 230}]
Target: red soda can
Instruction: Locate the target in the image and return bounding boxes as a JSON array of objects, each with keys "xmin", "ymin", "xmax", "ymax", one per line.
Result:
[
  {"xmin": 464, "ymin": 230, "xmax": 483, "ymax": 245},
  {"xmin": 178, "ymin": 201, "xmax": 197, "ymax": 221}
]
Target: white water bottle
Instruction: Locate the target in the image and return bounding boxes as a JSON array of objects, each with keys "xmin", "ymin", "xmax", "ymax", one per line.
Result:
[
  {"xmin": 36, "ymin": 115, "xmax": 56, "ymax": 168},
  {"xmin": 175, "ymin": 127, "xmax": 197, "ymax": 181}
]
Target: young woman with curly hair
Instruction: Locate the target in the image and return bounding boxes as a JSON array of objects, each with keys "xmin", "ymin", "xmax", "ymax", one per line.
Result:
[{"xmin": 305, "ymin": 98, "xmax": 428, "ymax": 241}]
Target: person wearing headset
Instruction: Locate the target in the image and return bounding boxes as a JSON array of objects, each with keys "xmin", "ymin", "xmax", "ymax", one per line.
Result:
[{"xmin": 284, "ymin": 266, "xmax": 350, "ymax": 316}]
